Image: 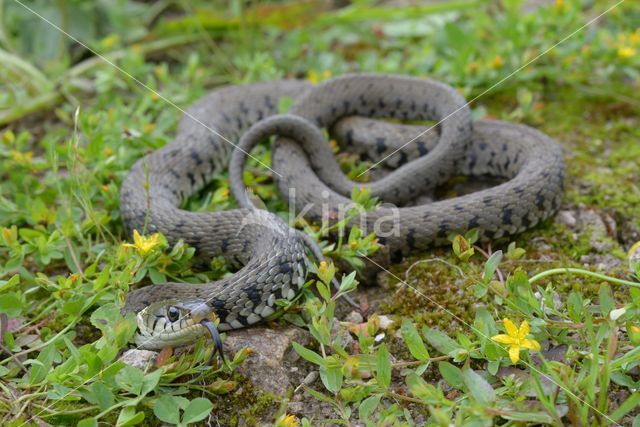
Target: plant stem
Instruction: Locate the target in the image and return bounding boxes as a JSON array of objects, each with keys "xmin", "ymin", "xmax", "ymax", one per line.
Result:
[{"xmin": 529, "ymin": 268, "xmax": 640, "ymax": 288}]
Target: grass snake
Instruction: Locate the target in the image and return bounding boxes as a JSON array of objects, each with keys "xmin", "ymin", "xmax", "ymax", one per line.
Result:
[{"xmin": 121, "ymin": 74, "xmax": 565, "ymax": 350}]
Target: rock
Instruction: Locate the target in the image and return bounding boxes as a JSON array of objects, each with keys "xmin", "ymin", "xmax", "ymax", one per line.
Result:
[
  {"xmin": 378, "ymin": 315, "xmax": 395, "ymax": 330},
  {"xmin": 577, "ymin": 209, "xmax": 612, "ymax": 253},
  {"xmin": 223, "ymin": 326, "xmax": 311, "ymax": 396},
  {"xmin": 579, "ymin": 253, "xmax": 623, "ymax": 271},
  {"xmin": 119, "ymin": 349, "xmax": 157, "ymax": 370},
  {"xmin": 344, "ymin": 310, "xmax": 363, "ymax": 324},
  {"xmin": 556, "ymin": 210, "xmax": 577, "ymax": 228}
]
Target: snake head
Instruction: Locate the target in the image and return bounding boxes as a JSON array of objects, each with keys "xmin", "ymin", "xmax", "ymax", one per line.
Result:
[{"xmin": 131, "ymin": 298, "xmax": 221, "ymax": 352}]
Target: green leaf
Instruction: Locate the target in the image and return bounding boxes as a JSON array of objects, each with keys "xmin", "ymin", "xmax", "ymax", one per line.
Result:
[
  {"xmin": 278, "ymin": 96, "xmax": 294, "ymax": 113},
  {"xmin": 599, "ymin": 284, "xmax": 614, "ymax": 316},
  {"xmin": 303, "ymin": 385, "xmax": 338, "ymax": 406},
  {"xmin": 182, "ymin": 397, "xmax": 214, "ymax": 424},
  {"xmin": 406, "ymin": 372, "xmax": 443, "ymax": 405},
  {"xmin": 359, "ymin": 394, "xmax": 382, "ymax": 421},
  {"xmin": 500, "ymin": 411, "xmax": 554, "ymax": 423},
  {"xmin": 115, "ymin": 365, "xmax": 144, "ymax": 395},
  {"xmin": 316, "ymin": 280, "xmax": 331, "ymax": 302},
  {"xmin": 77, "ymin": 418, "xmax": 97, "ymax": 427},
  {"xmin": 140, "ymin": 368, "xmax": 162, "ymax": 395},
  {"xmin": 0, "ymin": 291, "xmax": 23, "ymax": 317},
  {"xmin": 438, "ymin": 362, "xmax": 465, "ymax": 390},
  {"xmin": 338, "ymin": 271, "xmax": 358, "ymax": 295},
  {"xmin": 29, "ymin": 343, "xmax": 57, "ymax": 384},
  {"xmin": 292, "ymin": 342, "xmax": 325, "ymax": 366},
  {"xmin": 153, "ymin": 394, "xmax": 180, "ymax": 424},
  {"xmin": 116, "ymin": 406, "xmax": 145, "ymax": 427},
  {"xmin": 462, "ymin": 368, "xmax": 496, "ymax": 405},
  {"xmin": 90, "ymin": 381, "xmax": 114, "ymax": 411},
  {"xmin": 376, "ymin": 344, "xmax": 391, "ymax": 389},
  {"xmin": 0, "ymin": 274, "xmax": 19, "ymax": 292},
  {"xmin": 320, "ymin": 356, "xmax": 343, "ymax": 393},
  {"xmin": 423, "ymin": 328, "xmax": 460, "ymax": 355},
  {"xmin": 483, "ymin": 250, "xmax": 503, "ymax": 283},
  {"xmin": 401, "ymin": 319, "xmax": 430, "ymax": 361},
  {"xmin": 148, "ymin": 268, "xmax": 166, "ymax": 284}
]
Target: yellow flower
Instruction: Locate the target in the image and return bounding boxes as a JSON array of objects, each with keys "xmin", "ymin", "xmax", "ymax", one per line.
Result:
[
  {"xmin": 122, "ymin": 229, "xmax": 162, "ymax": 255},
  {"xmin": 275, "ymin": 414, "xmax": 299, "ymax": 427},
  {"xmin": 308, "ymin": 70, "xmax": 332, "ymax": 85},
  {"xmin": 492, "ymin": 318, "xmax": 541, "ymax": 364},
  {"xmin": 319, "ymin": 260, "xmax": 327, "ymax": 271},
  {"xmin": 630, "ymin": 30, "xmax": 640, "ymax": 46},
  {"xmin": 491, "ymin": 55, "xmax": 504, "ymax": 69},
  {"xmin": 618, "ymin": 46, "xmax": 636, "ymax": 59}
]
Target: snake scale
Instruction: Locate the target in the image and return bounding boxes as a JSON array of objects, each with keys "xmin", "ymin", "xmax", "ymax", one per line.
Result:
[{"xmin": 121, "ymin": 74, "xmax": 565, "ymax": 350}]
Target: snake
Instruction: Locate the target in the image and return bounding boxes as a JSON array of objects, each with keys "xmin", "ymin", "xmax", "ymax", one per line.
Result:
[{"xmin": 120, "ymin": 74, "xmax": 565, "ymax": 350}]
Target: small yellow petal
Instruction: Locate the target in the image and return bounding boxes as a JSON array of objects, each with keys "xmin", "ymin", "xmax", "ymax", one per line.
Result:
[
  {"xmin": 518, "ymin": 320, "xmax": 530, "ymax": 339},
  {"xmin": 503, "ymin": 318, "xmax": 518, "ymax": 337},
  {"xmin": 132, "ymin": 230, "xmax": 142, "ymax": 245},
  {"xmin": 508, "ymin": 345, "xmax": 520, "ymax": 364},
  {"xmin": 521, "ymin": 339, "xmax": 541, "ymax": 351},
  {"xmin": 491, "ymin": 334, "xmax": 517, "ymax": 345}
]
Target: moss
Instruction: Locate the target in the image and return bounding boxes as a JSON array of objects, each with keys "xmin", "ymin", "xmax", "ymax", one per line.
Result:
[{"xmin": 206, "ymin": 373, "xmax": 280, "ymax": 426}]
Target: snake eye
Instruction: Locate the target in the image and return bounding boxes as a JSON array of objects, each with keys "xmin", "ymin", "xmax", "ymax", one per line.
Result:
[{"xmin": 167, "ymin": 306, "xmax": 180, "ymax": 322}]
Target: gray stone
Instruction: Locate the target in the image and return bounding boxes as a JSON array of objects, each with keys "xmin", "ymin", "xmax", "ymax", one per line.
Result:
[
  {"xmin": 556, "ymin": 210, "xmax": 577, "ymax": 228},
  {"xmin": 344, "ymin": 310, "xmax": 363, "ymax": 324},
  {"xmin": 223, "ymin": 326, "xmax": 311, "ymax": 396},
  {"xmin": 119, "ymin": 349, "xmax": 157, "ymax": 370}
]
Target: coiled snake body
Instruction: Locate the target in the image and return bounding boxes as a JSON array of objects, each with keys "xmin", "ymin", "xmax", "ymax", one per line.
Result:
[{"xmin": 121, "ymin": 74, "xmax": 564, "ymax": 349}]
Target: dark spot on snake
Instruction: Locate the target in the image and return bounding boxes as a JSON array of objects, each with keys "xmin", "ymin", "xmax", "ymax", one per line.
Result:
[
  {"xmin": 256, "ymin": 109, "xmax": 264, "ymax": 120},
  {"xmin": 190, "ymin": 150, "xmax": 203, "ymax": 165},
  {"xmin": 244, "ymin": 286, "xmax": 262, "ymax": 304},
  {"xmin": 502, "ymin": 143, "xmax": 508, "ymax": 151},
  {"xmin": 395, "ymin": 99, "xmax": 402, "ymax": 108},
  {"xmin": 376, "ymin": 138, "xmax": 387, "ymax": 154},
  {"xmin": 536, "ymin": 192, "xmax": 546, "ymax": 210},
  {"xmin": 359, "ymin": 95, "xmax": 366, "ymax": 106},
  {"xmin": 168, "ymin": 169, "xmax": 179, "ymax": 179},
  {"xmin": 398, "ymin": 152, "xmax": 408, "ymax": 165},
  {"xmin": 410, "ymin": 100, "xmax": 416, "ymax": 112},
  {"xmin": 378, "ymin": 98, "xmax": 386, "ymax": 109},
  {"xmin": 279, "ymin": 263, "xmax": 292, "ymax": 274},
  {"xmin": 478, "ymin": 142, "xmax": 488, "ymax": 151},
  {"xmin": 264, "ymin": 95, "xmax": 275, "ymax": 110},
  {"xmin": 453, "ymin": 205, "xmax": 464, "ymax": 212},
  {"xmin": 417, "ymin": 141, "xmax": 428, "ymax": 156},
  {"xmin": 406, "ymin": 228, "xmax": 416, "ymax": 249},
  {"xmin": 468, "ymin": 153, "xmax": 477, "ymax": 171},
  {"xmin": 502, "ymin": 208, "xmax": 513, "ymax": 225},
  {"xmin": 345, "ymin": 129, "xmax": 354, "ymax": 146},
  {"xmin": 186, "ymin": 172, "xmax": 196, "ymax": 187},
  {"xmin": 468, "ymin": 216, "xmax": 480, "ymax": 229},
  {"xmin": 437, "ymin": 223, "xmax": 449, "ymax": 238}
]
